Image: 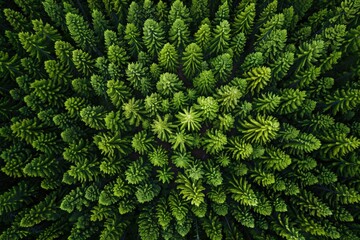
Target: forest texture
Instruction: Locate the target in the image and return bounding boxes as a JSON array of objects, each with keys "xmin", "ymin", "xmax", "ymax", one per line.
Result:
[{"xmin": 1, "ymin": 0, "xmax": 360, "ymax": 239}]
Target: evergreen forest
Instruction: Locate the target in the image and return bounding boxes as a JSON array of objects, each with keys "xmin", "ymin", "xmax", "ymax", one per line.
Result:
[{"xmin": 1, "ymin": 0, "xmax": 360, "ymax": 239}]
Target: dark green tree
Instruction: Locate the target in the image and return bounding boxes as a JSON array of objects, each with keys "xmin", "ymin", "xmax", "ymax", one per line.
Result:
[
  {"xmin": 182, "ymin": 43, "xmax": 203, "ymax": 79},
  {"xmin": 65, "ymin": 13, "xmax": 96, "ymax": 52},
  {"xmin": 143, "ymin": 19, "xmax": 166, "ymax": 57}
]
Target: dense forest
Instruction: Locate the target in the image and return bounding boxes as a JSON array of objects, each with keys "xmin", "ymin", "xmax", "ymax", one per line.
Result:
[{"xmin": 1, "ymin": 0, "xmax": 360, "ymax": 239}]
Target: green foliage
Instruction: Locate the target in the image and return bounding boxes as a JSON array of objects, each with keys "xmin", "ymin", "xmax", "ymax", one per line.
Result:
[
  {"xmin": 125, "ymin": 157, "xmax": 150, "ymax": 184},
  {"xmin": 168, "ymin": 0, "xmax": 191, "ymax": 25},
  {"xmin": 122, "ymin": 97, "xmax": 145, "ymax": 126},
  {"xmin": 126, "ymin": 62, "xmax": 152, "ymax": 95},
  {"xmin": 151, "ymin": 114, "xmax": 175, "ymax": 141},
  {"xmin": 136, "ymin": 182, "xmax": 161, "ymax": 203},
  {"xmin": 169, "ymin": 191, "xmax": 189, "ymax": 222},
  {"xmin": 283, "ymin": 132, "xmax": 321, "ymax": 154},
  {"xmin": 138, "ymin": 208, "xmax": 160, "ymax": 240},
  {"xmin": 238, "ymin": 115, "xmax": 280, "ymax": 144},
  {"xmin": 215, "ymin": 85, "xmax": 243, "ymax": 112},
  {"xmin": 80, "ymin": 105, "xmax": 107, "ymax": 130},
  {"xmin": 176, "ymin": 107, "xmax": 202, "ymax": 132},
  {"xmin": 227, "ymin": 137, "xmax": 253, "ymax": 160},
  {"xmin": 233, "ymin": 3, "xmax": 256, "ymax": 36},
  {"xmin": 132, "ymin": 130, "xmax": 154, "ymax": 154},
  {"xmin": 18, "ymin": 32, "xmax": 51, "ymax": 61},
  {"xmin": 72, "ymin": 49, "xmax": 95, "ymax": 76},
  {"xmin": 243, "ymin": 66, "xmax": 272, "ymax": 93},
  {"xmin": 106, "ymin": 80, "xmax": 131, "ymax": 108},
  {"xmin": 320, "ymin": 133, "xmax": 360, "ymax": 158},
  {"xmin": 94, "ymin": 132, "xmax": 131, "ymax": 157},
  {"xmin": 228, "ymin": 176, "xmax": 258, "ymax": 206},
  {"xmin": 296, "ymin": 40, "xmax": 325, "ymax": 71},
  {"xmin": 0, "ymin": 181, "xmax": 38, "ymax": 216},
  {"xmin": 261, "ymin": 148, "xmax": 292, "ymax": 171},
  {"xmin": 148, "ymin": 146, "xmax": 168, "ymax": 167},
  {"xmin": 253, "ymin": 92, "xmax": 281, "ymax": 114},
  {"xmin": 194, "ymin": 96, "xmax": 219, "ymax": 120},
  {"xmin": 203, "ymin": 129, "xmax": 227, "ymax": 154},
  {"xmin": 157, "ymin": 72, "xmax": 184, "ymax": 96},
  {"xmin": 65, "ymin": 13, "xmax": 96, "ymax": 52},
  {"xmin": 60, "ymin": 186, "xmax": 89, "ymax": 213},
  {"xmin": 193, "ymin": 70, "xmax": 217, "ymax": 95},
  {"xmin": 20, "ymin": 193, "xmax": 58, "ymax": 227},
  {"xmin": 156, "ymin": 198, "xmax": 172, "ymax": 229},
  {"xmin": 293, "ymin": 190, "xmax": 332, "ymax": 217},
  {"xmin": 124, "ymin": 23, "xmax": 143, "ymax": 57},
  {"xmin": 325, "ymin": 89, "xmax": 360, "ymax": 114},
  {"xmin": 169, "ymin": 19, "xmax": 190, "ymax": 50},
  {"xmin": 159, "ymin": 43, "xmax": 179, "ymax": 72},
  {"xmin": 195, "ymin": 23, "xmax": 211, "ymax": 53},
  {"xmin": 1, "ymin": 1, "xmax": 360, "ymax": 239},
  {"xmin": 202, "ymin": 213, "xmax": 223, "ymax": 240},
  {"xmin": 176, "ymin": 173, "xmax": 205, "ymax": 206},
  {"xmin": 211, "ymin": 53, "xmax": 233, "ymax": 83},
  {"xmin": 143, "ymin": 19, "xmax": 166, "ymax": 57},
  {"xmin": 210, "ymin": 20, "xmax": 231, "ymax": 55},
  {"xmin": 277, "ymin": 88, "xmax": 307, "ymax": 114},
  {"xmin": 169, "ymin": 130, "xmax": 194, "ymax": 152},
  {"xmin": 182, "ymin": 43, "xmax": 203, "ymax": 78}
]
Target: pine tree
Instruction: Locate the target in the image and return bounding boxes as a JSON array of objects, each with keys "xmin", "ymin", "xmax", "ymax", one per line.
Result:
[
  {"xmin": 324, "ymin": 89, "xmax": 360, "ymax": 114},
  {"xmin": 228, "ymin": 176, "xmax": 258, "ymax": 206},
  {"xmin": 295, "ymin": 40, "xmax": 325, "ymax": 71},
  {"xmin": 320, "ymin": 133, "xmax": 360, "ymax": 158},
  {"xmin": 124, "ymin": 23, "xmax": 143, "ymax": 57},
  {"xmin": 3, "ymin": 8, "xmax": 30, "ymax": 32},
  {"xmin": 0, "ymin": 51, "xmax": 21, "ymax": 79},
  {"xmin": 143, "ymin": 19, "xmax": 166, "ymax": 57},
  {"xmin": 132, "ymin": 130, "xmax": 155, "ymax": 154},
  {"xmin": 277, "ymin": 88, "xmax": 307, "ymax": 114},
  {"xmin": 202, "ymin": 129, "xmax": 227, "ymax": 154},
  {"xmin": 190, "ymin": 0, "xmax": 209, "ymax": 24},
  {"xmin": 193, "ymin": 70, "xmax": 217, "ymax": 95},
  {"xmin": 233, "ymin": 3, "xmax": 256, "ymax": 36},
  {"xmin": 216, "ymin": 85, "xmax": 243, "ymax": 112},
  {"xmin": 176, "ymin": 173, "xmax": 205, "ymax": 206},
  {"xmin": 210, "ymin": 20, "xmax": 231, "ymax": 55},
  {"xmin": 122, "ymin": 97, "xmax": 146, "ymax": 126},
  {"xmin": 238, "ymin": 115, "xmax": 280, "ymax": 144},
  {"xmin": 195, "ymin": 23, "xmax": 212, "ymax": 54},
  {"xmin": 256, "ymin": 29, "xmax": 287, "ymax": 62},
  {"xmin": 42, "ymin": 0, "xmax": 66, "ymax": 30},
  {"xmin": 0, "ymin": 181, "xmax": 38, "ymax": 216},
  {"xmin": 169, "ymin": 18, "xmax": 190, "ymax": 50},
  {"xmin": 201, "ymin": 213, "xmax": 223, "ymax": 240},
  {"xmin": 80, "ymin": 105, "xmax": 107, "ymax": 130},
  {"xmin": 176, "ymin": 107, "xmax": 202, "ymax": 132},
  {"xmin": 169, "ymin": 130, "xmax": 194, "ymax": 152},
  {"xmin": 168, "ymin": 191, "xmax": 189, "ymax": 222},
  {"xmin": 211, "ymin": 53, "xmax": 233, "ymax": 83},
  {"xmin": 243, "ymin": 66, "xmax": 272, "ymax": 94},
  {"xmin": 18, "ymin": 32, "xmax": 51, "ymax": 61},
  {"xmin": 156, "ymin": 72, "xmax": 184, "ymax": 97},
  {"xmin": 65, "ymin": 13, "xmax": 96, "ymax": 53},
  {"xmin": 126, "ymin": 62, "xmax": 152, "ymax": 95},
  {"xmin": 168, "ymin": 0, "xmax": 191, "ymax": 25},
  {"xmin": 182, "ymin": 43, "xmax": 203, "ymax": 79},
  {"xmin": 107, "ymin": 45, "xmax": 129, "ymax": 69},
  {"xmin": 159, "ymin": 43, "xmax": 179, "ymax": 73},
  {"xmin": 231, "ymin": 32, "xmax": 246, "ymax": 60},
  {"xmin": 72, "ymin": 49, "xmax": 95, "ymax": 76},
  {"xmin": 151, "ymin": 114, "xmax": 176, "ymax": 141}
]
